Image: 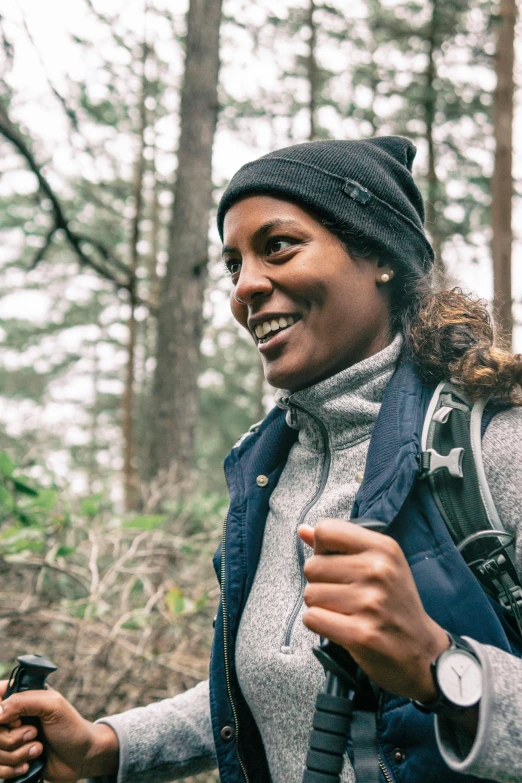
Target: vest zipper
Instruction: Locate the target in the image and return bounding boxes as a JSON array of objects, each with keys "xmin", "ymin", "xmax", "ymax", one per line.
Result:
[
  {"xmin": 378, "ymin": 753, "xmax": 395, "ymax": 783},
  {"xmin": 281, "ymin": 399, "xmax": 332, "ymax": 652},
  {"xmin": 220, "ymin": 505, "xmax": 250, "ymax": 783}
]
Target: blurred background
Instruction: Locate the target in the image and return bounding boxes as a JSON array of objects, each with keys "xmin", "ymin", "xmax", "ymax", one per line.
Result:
[{"xmin": 0, "ymin": 1, "xmax": 520, "ymax": 780}]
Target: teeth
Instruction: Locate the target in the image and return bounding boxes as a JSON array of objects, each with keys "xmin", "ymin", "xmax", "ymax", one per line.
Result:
[{"xmin": 254, "ymin": 316, "xmax": 297, "ymax": 341}]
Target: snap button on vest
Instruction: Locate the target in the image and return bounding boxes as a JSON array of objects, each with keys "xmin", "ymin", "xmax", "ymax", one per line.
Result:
[
  {"xmin": 256, "ymin": 474, "xmax": 269, "ymax": 487},
  {"xmin": 220, "ymin": 725, "xmax": 235, "ymax": 742},
  {"xmin": 355, "ymin": 470, "xmax": 364, "ymax": 484},
  {"xmin": 393, "ymin": 748, "xmax": 406, "ymax": 763}
]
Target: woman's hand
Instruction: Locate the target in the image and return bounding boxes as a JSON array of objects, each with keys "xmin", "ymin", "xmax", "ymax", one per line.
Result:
[
  {"xmin": 299, "ymin": 518, "xmax": 450, "ymax": 702},
  {"xmin": 0, "ymin": 681, "xmax": 119, "ymax": 782}
]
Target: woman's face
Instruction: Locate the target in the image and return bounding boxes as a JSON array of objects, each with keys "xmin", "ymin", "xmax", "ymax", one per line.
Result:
[{"xmin": 223, "ymin": 195, "xmax": 393, "ymax": 391}]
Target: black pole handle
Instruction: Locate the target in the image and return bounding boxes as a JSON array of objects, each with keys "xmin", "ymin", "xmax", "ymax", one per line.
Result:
[{"xmin": 4, "ymin": 654, "xmax": 58, "ymax": 783}]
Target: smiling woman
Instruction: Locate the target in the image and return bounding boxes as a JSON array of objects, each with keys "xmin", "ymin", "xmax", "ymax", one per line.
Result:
[{"xmin": 2, "ymin": 137, "xmax": 522, "ymax": 783}]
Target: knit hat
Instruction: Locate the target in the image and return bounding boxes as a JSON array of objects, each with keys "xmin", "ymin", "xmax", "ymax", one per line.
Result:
[{"xmin": 217, "ymin": 136, "xmax": 434, "ymax": 276}]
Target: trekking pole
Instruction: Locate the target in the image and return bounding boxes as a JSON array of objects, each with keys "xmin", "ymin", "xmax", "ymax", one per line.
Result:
[
  {"xmin": 303, "ymin": 520, "xmax": 387, "ymax": 783},
  {"xmin": 4, "ymin": 654, "xmax": 58, "ymax": 783}
]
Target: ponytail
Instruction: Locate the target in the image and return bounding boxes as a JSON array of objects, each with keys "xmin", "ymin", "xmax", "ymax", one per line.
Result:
[{"xmin": 402, "ymin": 285, "xmax": 522, "ymax": 405}]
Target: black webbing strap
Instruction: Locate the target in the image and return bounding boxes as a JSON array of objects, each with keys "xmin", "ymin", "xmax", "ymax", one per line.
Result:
[{"xmin": 351, "ymin": 711, "xmax": 380, "ymax": 783}]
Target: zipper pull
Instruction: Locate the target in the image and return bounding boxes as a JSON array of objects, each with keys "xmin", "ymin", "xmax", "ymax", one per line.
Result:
[{"xmin": 289, "ymin": 404, "xmax": 298, "ymax": 427}]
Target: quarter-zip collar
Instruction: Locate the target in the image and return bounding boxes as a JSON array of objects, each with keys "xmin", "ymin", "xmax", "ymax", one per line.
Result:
[{"xmin": 275, "ymin": 334, "xmax": 403, "ymax": 452}]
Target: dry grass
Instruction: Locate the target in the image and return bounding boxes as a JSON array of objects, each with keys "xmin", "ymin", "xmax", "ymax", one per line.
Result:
[{"xmin": 0, "ymin": 495, "xmax": 224, "ymax": 783}]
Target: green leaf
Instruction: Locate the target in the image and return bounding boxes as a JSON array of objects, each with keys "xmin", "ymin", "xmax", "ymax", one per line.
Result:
[
  {"xmin": 195, "ymin": 595, "xmax": 209, "ymax": 611},
  {"xmin": 4, "ymin": 538, "xmax": 44, "ymax": 554},
  {"xmin": 122, "ymin": 515, "xmax": 166, "ymax": 530},
  {"xmin": 80, "ymin": 494, "xmax": 104, "ymax": 518},
  {"xmin": 165, "ymin": 587, "xmax": 185, "ymax": 615},
  {"xmin": 55, "ymin": 545, "xmax": 76, "ymax": 558},
  {"xmin": 0, "ymin": 453, "xmax": 14, "ymax": 477},
  {"xmin": 121, "ymin": 613, "xmax": 146, "ymax": 630},
  {"xmin": 12, "ymin": 479, "xmax": 39, "ymax": 497},
  {"xmin": 17, "ymin": 512, "xmax": 37, "ymax": 526},
  {"xmin": 0, "ymin": 485, "xmax": 13, "ymax": 509},
  {"xmin": 32, "ymin": 489, "xmax": 58, "ymax": 511}
]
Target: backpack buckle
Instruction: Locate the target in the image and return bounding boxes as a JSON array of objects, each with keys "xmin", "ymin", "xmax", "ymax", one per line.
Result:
[{"xmin": 419, "ymin": 447, "xmax": 464, "ymax": 479}]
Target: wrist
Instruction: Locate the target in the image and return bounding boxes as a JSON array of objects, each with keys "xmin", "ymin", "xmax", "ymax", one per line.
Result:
[
  {"xmin": 411, "ymin": 625, "xmax": 451, "ymax": 703},
  {"xmin": 81, "ymin": 722, "xmax": 120, "ymax": 778}
]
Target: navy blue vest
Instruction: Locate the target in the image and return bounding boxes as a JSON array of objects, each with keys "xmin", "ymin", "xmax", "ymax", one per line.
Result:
[{"xmin": 209, "ymin": 362, "xmax": 522, "ymax": 783}]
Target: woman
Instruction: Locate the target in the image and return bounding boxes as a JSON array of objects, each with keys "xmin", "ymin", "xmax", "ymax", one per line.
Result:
[{"xmin": 1, "ymin": 136, "xmax": 522, "ymax": 783}]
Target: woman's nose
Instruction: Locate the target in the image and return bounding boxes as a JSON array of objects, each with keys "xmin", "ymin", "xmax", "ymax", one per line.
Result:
[{"xmin": 233, "ymin": 259, "xmax": 273, "ymax": 305}]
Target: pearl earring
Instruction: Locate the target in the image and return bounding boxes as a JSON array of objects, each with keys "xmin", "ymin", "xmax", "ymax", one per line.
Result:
[{"xmin": 380, "ymin": 273, "xmax": 390, "ymax": 283}]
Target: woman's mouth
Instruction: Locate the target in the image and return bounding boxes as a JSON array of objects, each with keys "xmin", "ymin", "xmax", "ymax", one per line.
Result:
[{"xmin": 253, "ymin": 315, "xmax": 300, "ymax": 349}]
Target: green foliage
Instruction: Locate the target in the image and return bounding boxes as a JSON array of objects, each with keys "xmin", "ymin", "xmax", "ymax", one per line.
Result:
[
  {"xmin": 122, "ymin": 514, "xmax": 166, "ymax": 530},
  {"xmin": 0, "ymin": 451, "xmax": 63, "ymax": 556}
]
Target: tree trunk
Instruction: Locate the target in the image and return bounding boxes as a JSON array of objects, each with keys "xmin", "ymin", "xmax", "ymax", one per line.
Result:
[
  {"xmin": 307, "ymin": 0, "xmax": 319, "ymax": 141},
  {"xmin": 148, "ymin": 0, "xmax": 223, "ymax": 493},
  {"xmin": 88, "ymin": 340, "xmax": 99, "ymax": 496},
  {"xmin": 491, "ymin": 0, "xmax": 516, "ymax": 349},
  {"xmin": 366, "ymin": 0, "xmax": 381, "ymax": 135},
  {"xmin": 123, "ymin": 41, "xmax": 148, "ymax": 512},
  {"xmin": 424, "ymin": 0, "xmax": 445, "ymax": 284},
  {"xmin": 148, "ymin": 150, "xmax": 162, "ymax": 309}
]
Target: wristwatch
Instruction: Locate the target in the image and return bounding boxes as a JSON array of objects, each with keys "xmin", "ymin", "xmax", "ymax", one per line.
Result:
[{"xmin": 412, "ymin": 633, "xmax": 482, "ymax": 718}]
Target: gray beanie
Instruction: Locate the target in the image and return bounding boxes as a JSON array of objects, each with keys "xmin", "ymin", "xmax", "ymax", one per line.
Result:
[{"xmin": 217, "ymin": 136, "xmax": 434, "ymax": 276}]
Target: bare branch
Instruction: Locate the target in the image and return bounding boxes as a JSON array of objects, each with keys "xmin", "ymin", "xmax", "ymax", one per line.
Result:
[
  {"xmin": 20, "ymin": 15, "xmax": 80, "ymax": 134},
  {"xmin": 29, "ymin": 227, "xmax": 57, "ymax": 270},
  {"xmin": 0, "ymin": 99, "xmax": 155, "ymax": 313}
]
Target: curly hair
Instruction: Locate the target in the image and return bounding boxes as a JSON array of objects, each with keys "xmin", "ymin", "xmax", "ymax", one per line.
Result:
[{"xmin": 321, "ymin": 217, "xmax": 522, "ymax": 405}]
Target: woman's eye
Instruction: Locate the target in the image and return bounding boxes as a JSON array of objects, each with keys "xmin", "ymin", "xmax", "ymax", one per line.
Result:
[
  {"xmin": 267, "ymin": 238, "xmax": 294, "ymax": 255},
  {"xmin": 225, "ymin": 260, "xmax": 241, "ymax": 277}
]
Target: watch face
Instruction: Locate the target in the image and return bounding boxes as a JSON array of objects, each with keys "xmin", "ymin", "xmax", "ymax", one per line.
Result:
[{"xmin": 437, "ymin": 649, "xmax": 482, "ymax": 707}]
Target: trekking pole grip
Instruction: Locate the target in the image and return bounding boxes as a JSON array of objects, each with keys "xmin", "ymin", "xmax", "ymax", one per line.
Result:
[{"xmin": 4, "ymin": 654, "xmax": 58, "ymax": 783}]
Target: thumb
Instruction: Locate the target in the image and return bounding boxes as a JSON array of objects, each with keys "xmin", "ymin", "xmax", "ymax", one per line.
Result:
[{"xmin": 0, "ymin": 688, "xmax": 63, "ymax": 725}]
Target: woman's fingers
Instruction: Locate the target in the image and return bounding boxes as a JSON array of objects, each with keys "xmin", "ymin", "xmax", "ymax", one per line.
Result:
[
  {"xmin": 303, "ymin": 551, "xmax": 394, "ymax": 584},
  {"xmin": 302, "ymin": 605, "xmax": 375, "ymax": 650},
  {"xmin": 0, "ymin": 740, "xmax": 43, "ymax": 767},
  {"xmin": 0, "ymin": 724, "xmax": 38, "ymax": 752},
  {"xmin": 304, "ymin": 581, "xmax": 382, "ymax": 615},
  {"xmin": 0, "ymin": 762, "xmax": 30, "ymax": 779},
  {"xmin": 0, "ymin": 688, "xmax": 63, "ymax": 726},
  {"xmin": 299, "ymin": 519, "xmax": 393, "ymax": 556},
  {"xmin": 0, "ymin": 722, "xmax": 43, "ymax": 776}
]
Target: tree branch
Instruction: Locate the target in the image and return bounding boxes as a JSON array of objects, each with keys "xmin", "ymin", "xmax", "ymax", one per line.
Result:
[
  {"xmin": 29, "ymin": 226, "xmax": 57, "ymax": 270},
  {"xmin": 0, "ymin": 100, "xmax": 155, "ymax": 312}
]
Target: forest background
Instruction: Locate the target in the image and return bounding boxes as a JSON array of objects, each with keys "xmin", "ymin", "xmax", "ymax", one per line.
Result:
[{"xmin": 0, "ymin": 1, "xmax": 520, "ymax": 781}]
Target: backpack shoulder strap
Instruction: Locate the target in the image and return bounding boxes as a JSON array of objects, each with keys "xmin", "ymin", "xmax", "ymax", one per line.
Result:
[
  {"xmin": 421, "ymin": 382, "xmax": 522, "ymax": 635},
  {"xmin": 469, "ymin": 398, "xmax": 507, "ymax": 531},
  {"xmin": 420, "ymin": 381, "xmax": 492, "ymax": 543}
]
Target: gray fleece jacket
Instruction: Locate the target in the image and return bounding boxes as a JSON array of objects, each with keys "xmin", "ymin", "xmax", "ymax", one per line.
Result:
[{"xmin": 100, "ymin": 338, "xmax": 522, "ymax": 783}]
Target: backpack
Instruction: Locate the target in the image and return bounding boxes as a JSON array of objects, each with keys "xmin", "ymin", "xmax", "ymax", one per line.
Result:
[{"xmin": 419, "ymin": 381, "xmax": 522, "ymax": 637}]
